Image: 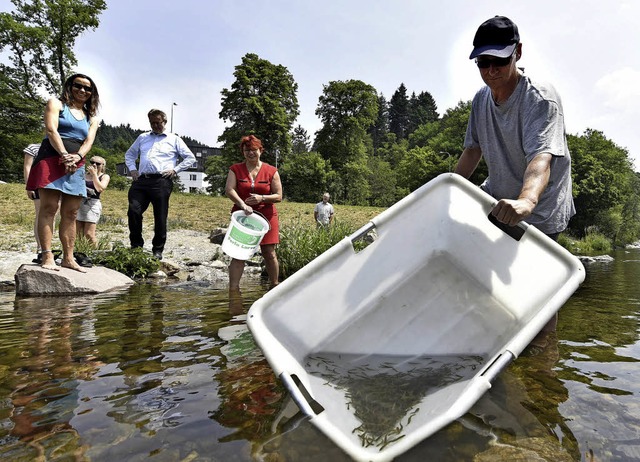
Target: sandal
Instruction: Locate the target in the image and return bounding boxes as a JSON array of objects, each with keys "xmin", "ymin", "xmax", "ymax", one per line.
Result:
[{"xmin": 73, "ymin": 252, "xmax": 93, "ymax": 268}]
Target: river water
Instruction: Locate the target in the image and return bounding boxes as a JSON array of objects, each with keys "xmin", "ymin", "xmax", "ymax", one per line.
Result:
[{"xmin": 0, "ymin": 249, "xmax": 638, "ymax": 461}]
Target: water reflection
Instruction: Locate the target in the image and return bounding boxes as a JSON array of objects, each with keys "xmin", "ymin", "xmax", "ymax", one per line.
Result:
[
  {"xmin": 0, "ymin": 283, "xmax": 285, "ymax": 461},
  {"xmin": 0, "ymin": 250, "xmax": 639, "ymax": 460},
  {"xmin": 2, "ymin": 297, "xmax": 101, "ymax": 459}
]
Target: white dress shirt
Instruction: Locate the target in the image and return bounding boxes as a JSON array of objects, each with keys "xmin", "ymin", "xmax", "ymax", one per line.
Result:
[{"xmin": 125, "ymin": 131, "xmax": 196, "ymax": 174}]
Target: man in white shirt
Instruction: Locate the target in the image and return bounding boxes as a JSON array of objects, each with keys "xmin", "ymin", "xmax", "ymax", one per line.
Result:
[
  {"xmin": 125, "ymin": 108, "xmax": 196, "ymax": 259},
  {"xmin": 314, "ymin": 192, "xmax": 334, "ymax": 227}
]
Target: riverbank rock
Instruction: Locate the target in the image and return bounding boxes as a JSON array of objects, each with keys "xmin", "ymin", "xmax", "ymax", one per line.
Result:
[
  {"xmin": 578, "ymin": 254, "xmax": 614, "ymax": 264},
  {"xmin": 209, "ymin": 228, "xmax": 226, "ymax": 245},
  {"xmin": 15, "ymin": 264, "xmax": 135, "ymax": 295},
  {"xmin": 1, "ymin": 229, "xmax": 264, "ymax": 291}
]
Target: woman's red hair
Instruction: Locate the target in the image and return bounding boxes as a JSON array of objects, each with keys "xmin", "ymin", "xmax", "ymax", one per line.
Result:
[{"xmin": 240, "ymin": 135, "xmax": 263, "ymax": 151}]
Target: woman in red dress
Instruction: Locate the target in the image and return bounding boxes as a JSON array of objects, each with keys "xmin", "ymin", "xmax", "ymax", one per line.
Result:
[{"xmin": 225, "ymin": 135, "xmax": 283, "ymax": 289}]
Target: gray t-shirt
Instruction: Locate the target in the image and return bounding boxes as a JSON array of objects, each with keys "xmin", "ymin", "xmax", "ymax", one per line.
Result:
[
  {"xmin": 315, "ymin": 201, "xmax": 334, "ymax": 225},
  {"xmin": 464, "ymin": 74, "xmax": 576, "ymax": 234}
]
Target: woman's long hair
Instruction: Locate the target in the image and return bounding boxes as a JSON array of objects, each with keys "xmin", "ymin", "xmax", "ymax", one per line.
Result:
[{"xmin": 60, "ymin": 73, "xmax": 101, "ymax": 117}]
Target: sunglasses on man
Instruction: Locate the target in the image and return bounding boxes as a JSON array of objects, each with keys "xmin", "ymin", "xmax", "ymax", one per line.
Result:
[{"xmin": 475, "ymin": 53, "xmax": 515, "ymax": 69}]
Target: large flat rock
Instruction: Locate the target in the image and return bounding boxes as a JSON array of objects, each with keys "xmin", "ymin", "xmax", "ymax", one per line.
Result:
[{"xmin": 15, "ymin": 264, "xmax": 135, "ymax": 295}]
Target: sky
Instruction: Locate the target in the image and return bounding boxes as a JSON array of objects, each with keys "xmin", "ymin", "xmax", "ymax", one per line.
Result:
[{"xmin": 3, "ymin": 0, "xmax": 640, "ymax": 169}]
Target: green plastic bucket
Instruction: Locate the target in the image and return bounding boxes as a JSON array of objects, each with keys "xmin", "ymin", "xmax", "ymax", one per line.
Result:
[{"xmin": 222, "ymin": 210, "xmax": 270, "ymax": 260}]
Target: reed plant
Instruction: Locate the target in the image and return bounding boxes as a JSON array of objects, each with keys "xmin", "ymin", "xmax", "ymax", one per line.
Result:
[
  {"xmin": 277, "ymin": 219, "xmax": 358, "ymax": 278},
  {"xmin": 74, "ymin": 234, "xmax": 113, "ymax": 254}
]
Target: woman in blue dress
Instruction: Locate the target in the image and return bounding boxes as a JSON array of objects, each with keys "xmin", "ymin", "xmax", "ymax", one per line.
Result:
[{"xmin": 26, "ymin": 73, "xmax": 101, "ymax": 272}]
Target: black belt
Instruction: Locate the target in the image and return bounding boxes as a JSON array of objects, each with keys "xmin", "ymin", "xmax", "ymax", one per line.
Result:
[{"xmin": 139, "ymin": 173, "xmax": 163, "ymax": 179}]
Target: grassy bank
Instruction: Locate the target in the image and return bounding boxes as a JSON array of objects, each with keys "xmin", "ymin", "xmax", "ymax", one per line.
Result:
[
  {"xmin": 0, "ymin": 182, "xmax": 385, "ymax": 252},
  {"xmin": 1, "ymin": 182, "xmax": 609, "ymax": 257}
]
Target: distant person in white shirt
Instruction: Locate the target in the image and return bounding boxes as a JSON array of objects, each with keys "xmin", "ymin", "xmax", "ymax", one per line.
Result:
[
  {"xmin": 125, "ymin": 108, "xmax": 196, "ymax": 260},
  {"xmin": 314, "ymin": 192, "xmax": 334, "ymax": 227}
]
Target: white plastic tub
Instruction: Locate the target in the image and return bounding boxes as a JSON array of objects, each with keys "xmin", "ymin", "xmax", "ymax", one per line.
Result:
[{"xmin": 247, "ymin": 173, "xmax": 585, "ymax": 461}]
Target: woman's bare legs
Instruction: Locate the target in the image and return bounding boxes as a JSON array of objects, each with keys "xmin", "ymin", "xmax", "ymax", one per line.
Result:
[
  {"xmin": 33, "ymin": 198, "xmax": 41, "ymax": 252},
  {"xmin": 76, "ymin": 220, "xmax": 86, "ymax": 240},
  {"xmin": 228, "ymin": 258, "xmax": 245, "ymax": 290},
  {"xmin": 261, "ymin": 244, "xmax": 279, "ymax": 287},
  {"xmin": 76, "ymin": 221, "xmax": 97, "ymax": 246},
  {"xmin": 37, "ymin": 189, "xmax": 62, "ymax": 270},
  {"xmin": 59, "ymin": 194, "xmax": 86, "ymax": 272}
]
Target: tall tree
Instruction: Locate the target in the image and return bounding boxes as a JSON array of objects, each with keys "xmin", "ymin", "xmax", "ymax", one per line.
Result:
[
  {"xmin": 0, "ymin": 0, "xmax": 107, "ymax": 97},
  {"xmin": 291, "ymin": 124, "xmax": 311, "ymax": 154},
  {"xmin": 217, "ymin": 53, "xmax": 299, "ymax": 169},
  {"xmin": 369, "ymin": 92, "xmax": 389, "ymax": 155},
  {"xmin": 568, "ymin": 129, "xmax": 634, "ymax": 237},
  {"xmin": 408, "ymin": 90, "xmax": 439, "ymax": 134},
  {"xmin": 314, "ymin": 79, "xmax": 378, "ymax": 171},
  {"xmin": 388, "ymin": 83, "xmax": 410, "ymax": 140},
  {"xmin": 0, "ymin": 0, "xmax": 106, "ymax": 181},
  {"xmin": 0, "ymin": 69, "xmax": 43, "ymax": 181},
  {"xmin": 409, "ymin": 100, "xmax": 475, "ymax": 178},
  {"xmin": 278, "ymin": 151, "xmax": 334, "ymax": 203}
]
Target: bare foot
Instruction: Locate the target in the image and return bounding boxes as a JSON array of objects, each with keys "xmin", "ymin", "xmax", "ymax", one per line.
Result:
[
  {"xmin": 41, "ymin": 262, "xmax": 60, "ymax": 271},
  {"xmin": 61, "ymin": 261, "xmax": 88, "ymax": 273}
]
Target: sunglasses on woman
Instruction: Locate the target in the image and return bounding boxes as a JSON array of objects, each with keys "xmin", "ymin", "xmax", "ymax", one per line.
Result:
[
  {"xmin": 90, "ymin": 161, "xmax": 103, "ymax": 166},
  {"xmin": 72, "ymin": 82, "xmax": 93, "ymax": 93}
]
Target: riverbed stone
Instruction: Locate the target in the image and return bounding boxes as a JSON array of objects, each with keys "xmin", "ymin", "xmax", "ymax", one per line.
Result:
[
  {"xmin": 209, "ymin": 227, "xmax": 226, "ymax": 245},
  {"xmin": 473, "ymin": 437, "xmax": 575, "ymax": 462},
  {"xmin": 14, "ymin": 263, "xmax": 134, "ymax": 295}
]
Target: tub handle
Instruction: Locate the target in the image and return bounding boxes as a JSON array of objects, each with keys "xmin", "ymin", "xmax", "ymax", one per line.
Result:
[
  {"xmin": 487, "ymin": 213, "xmax": 526, "ymax": 241},
  {"xmin": 480, "ymin": 351, "xmax": 515, "ymax": 383},
  {"xmin": 280, "ymin": 373, "xmax": 325, "ymax": 416}
]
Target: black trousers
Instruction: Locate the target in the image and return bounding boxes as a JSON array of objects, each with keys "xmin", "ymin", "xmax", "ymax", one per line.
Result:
[{"xmin": 127, "ymin": 177, "xmax": 173, "ymax": 253}]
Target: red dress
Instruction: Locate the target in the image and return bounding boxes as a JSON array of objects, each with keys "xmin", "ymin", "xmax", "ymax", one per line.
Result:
[{"xmin": 230, "ymin": 162, "xmax": 279, "ymax": 245}]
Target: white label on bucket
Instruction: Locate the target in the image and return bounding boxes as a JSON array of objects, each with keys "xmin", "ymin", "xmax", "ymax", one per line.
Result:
[{"xmin": 229, "ymin": 227, "xmax": 261, "ymax": 246}]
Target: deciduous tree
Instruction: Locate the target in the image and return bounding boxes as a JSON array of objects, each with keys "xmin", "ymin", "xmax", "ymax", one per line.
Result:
[
  {"xmin": 217, "ymin": 53, "xmax": 299, "ymax": 169},
  {"xmin": 314, "ymin": 79, "xmax": 378, "ymax": 172}
]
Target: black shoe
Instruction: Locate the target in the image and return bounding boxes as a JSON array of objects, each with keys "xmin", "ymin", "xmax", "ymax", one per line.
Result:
[
  {"xmin": 152, "ymin": 251, "xmax": 163, "ymax": 260},
  {"xmin": 73, "ymin": 252, "xmax": 93, "ymax": 268},
  {"xmin": 32, "ymin": 252, "xmax": 42, "ymax": 264}
]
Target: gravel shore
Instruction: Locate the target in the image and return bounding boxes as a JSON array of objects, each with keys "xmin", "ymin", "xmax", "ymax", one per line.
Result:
[{"xmin": 0, "ymin": 229, "xmax": 262, "ymax": 289}]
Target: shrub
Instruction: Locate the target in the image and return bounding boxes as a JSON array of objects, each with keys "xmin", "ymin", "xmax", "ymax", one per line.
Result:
[
  {"xmin": 557, "ymin": 230, "xmax": 611, "ymax": 255},
  {"xmin": 90, "ymin": 241, "xmax": 160, "ymax": 278}
]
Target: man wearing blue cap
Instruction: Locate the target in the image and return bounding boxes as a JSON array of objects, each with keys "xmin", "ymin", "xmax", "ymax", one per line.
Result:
[
  {"xmin": 455, "ymin": 16, "xmax": 576, "ymax": 348},
  {"xmin": 455, "ymin": 15, "xmax": 575, "ymax": 239}
]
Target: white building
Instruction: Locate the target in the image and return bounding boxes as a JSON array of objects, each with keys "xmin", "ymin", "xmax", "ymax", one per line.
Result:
[
  {"xmin": 117, "ymin": 144, "xmax": 221, "ymax": 194},
  {"xmin": 178, "ymin": 170, "xmax": 209, "ymax": 194}
]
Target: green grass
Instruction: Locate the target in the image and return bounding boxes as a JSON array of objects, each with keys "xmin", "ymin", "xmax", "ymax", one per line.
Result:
[
  {"xmin": 558, "ymin": 231, "xmax": 612, "ymax": 255},
  {"xmin": 0, "ymin": 182, "xmax": 385, "ymax": 252}
]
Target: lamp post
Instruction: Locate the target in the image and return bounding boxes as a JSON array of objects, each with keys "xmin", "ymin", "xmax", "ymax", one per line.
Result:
[
  {"xmin": 439, "ymin": 151, "xmax": 452, "ymax": 172},
  {"xmin": 170, "ymin": 102, "xmax": 177, "ymax": 132}
]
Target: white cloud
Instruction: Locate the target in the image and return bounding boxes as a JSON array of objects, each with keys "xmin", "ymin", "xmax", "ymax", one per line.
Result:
[{"xmin": 595, "ymin": 68, "xmax": 640, "ymax": 114}]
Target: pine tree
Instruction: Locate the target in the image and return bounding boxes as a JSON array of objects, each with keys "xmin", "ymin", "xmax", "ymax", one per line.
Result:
[{"xmin": 389, "ymin": 83, "xmax": 410, "ymax": 140}]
